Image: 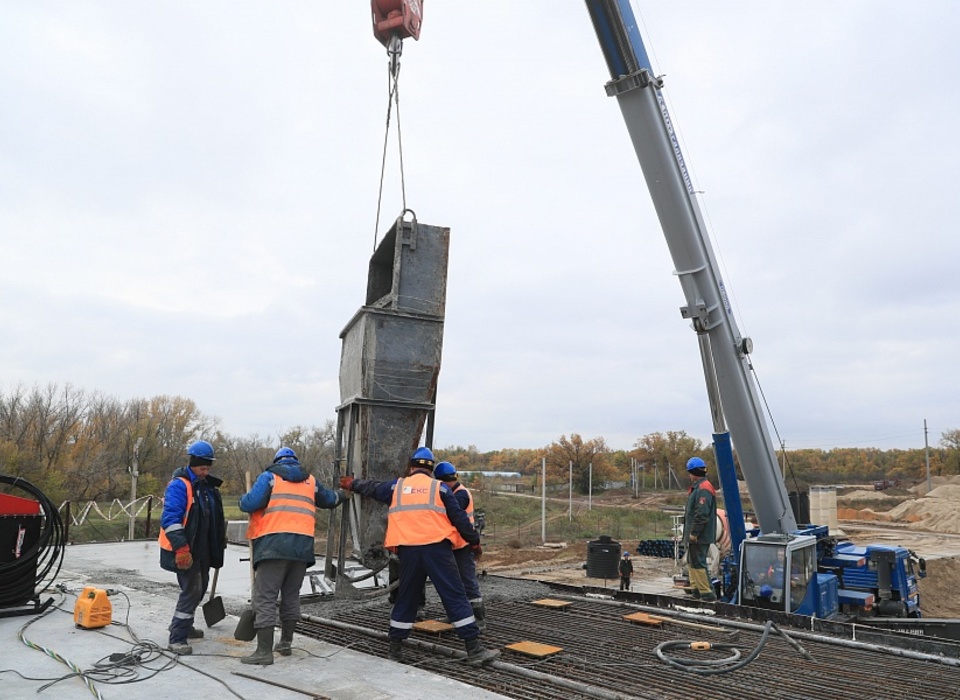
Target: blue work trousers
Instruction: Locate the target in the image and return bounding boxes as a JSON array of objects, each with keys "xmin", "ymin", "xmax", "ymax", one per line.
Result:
[
  {"xmin": 169, "ymin": 566, "xmax": 209, "ymax": 644},
  {"xmin": 453, "ymin": 545, "xmax": 481, "ymax": 601},
  {"xmin": 391, "ymin": 542, "xmax": 478, "ymax": 641}
]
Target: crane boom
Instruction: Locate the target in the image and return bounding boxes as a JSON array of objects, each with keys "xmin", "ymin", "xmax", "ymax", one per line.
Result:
[{"xmin": 585, "ymin": 0, "xmax": 796, "ymax": 535}]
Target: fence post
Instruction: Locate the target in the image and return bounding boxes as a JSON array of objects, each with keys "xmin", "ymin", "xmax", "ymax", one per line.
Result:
[
  {"xmin": 145, "ymin": 495, "xmax": 154, "ymax": 540},
  {"xmin": 64, "ymin": 501, "xmax": 72, "ymax": 543}
]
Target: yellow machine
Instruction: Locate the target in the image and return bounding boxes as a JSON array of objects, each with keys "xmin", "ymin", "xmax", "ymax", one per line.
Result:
[{"xmin": 73, "ymin": 587, "xmax": 112, "ymax": 629}]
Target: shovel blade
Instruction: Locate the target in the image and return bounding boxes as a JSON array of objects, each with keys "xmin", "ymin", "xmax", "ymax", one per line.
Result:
[
  {"xmin": 202, "ymin": 596, "xmax": 226, "ymax": 628},
  {"xmin": 234, "ymin": 607, "xmax": 256, "ymax": 641}
]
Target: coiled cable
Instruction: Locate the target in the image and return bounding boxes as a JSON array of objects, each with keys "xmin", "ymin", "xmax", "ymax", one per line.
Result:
[{"xmin": 0, "ymin": 474, "xmax": 66, "ymax": 607}]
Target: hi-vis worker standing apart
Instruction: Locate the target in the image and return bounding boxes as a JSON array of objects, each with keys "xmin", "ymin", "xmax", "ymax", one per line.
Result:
[
  {"xmin": 682, "ymin": 456, "xmax": 718, "ymax": 602},
  {"xmin": 159, "ymin": 440, "xmax": 226, "ymax": 655},
  {"xmin": 340, "ymin": 447, "xmax": 499, "ymax": 665},
  {"xmin": 239, "ymin": 446, "xmax": 345, "ymax": 665}
]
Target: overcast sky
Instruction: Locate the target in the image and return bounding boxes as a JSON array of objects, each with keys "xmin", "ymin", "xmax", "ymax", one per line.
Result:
[{"xmin": 2, "ymin": 1, "xmax": 957, "ymax": 454}]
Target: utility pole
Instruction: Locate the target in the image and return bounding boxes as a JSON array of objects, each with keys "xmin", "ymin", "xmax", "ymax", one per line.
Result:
[
  {"xmin": 568, "ymin": 460, "xmax": 573, "ymax": 521},
  {"xmin": 541, "ymin": 457, "xmax": 547, "ymax": 544},
  {"xmin": 588, "ymin": 462, "xmax": 593, "ymax": 511},
  {"xmin": 128, "ymin": 437, "xmax": 144, "ymax": 540},
  {"xmin": 925, "ymin": 419, "xmax": 931, "ymax": 493}
]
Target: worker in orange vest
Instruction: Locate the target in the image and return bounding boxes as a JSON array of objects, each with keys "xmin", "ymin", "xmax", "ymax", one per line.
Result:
[
  {"xmin": 239, "ymin": 446, "xmax": 345, "ymax": 665},
  {"xmin": 340, "ymin": 447, "xmax": 498, "ymax": 665},
  {"xmin": 433, "ymin": 460, "xmax": 486, "ymax": 631},
  {"xmin": 158, "ymin": 440, "xmax": 226, "ymax": 656}
]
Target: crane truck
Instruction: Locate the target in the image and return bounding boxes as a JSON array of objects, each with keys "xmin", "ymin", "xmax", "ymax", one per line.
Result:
[{"xmin": 584, "ymin": 0, "xmax": 923, "ymax": 621}]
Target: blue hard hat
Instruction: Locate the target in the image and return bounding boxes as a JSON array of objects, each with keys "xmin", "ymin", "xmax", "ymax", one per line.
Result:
[
  {"xmin": 187, "ymin": 440, "xmax": 215, "ymax": 461},
  {"xmin": 759, "ymin": 584, "xmax": 773, "ymax": 598},
  {"xmin": 434, "ymin": 461, "xmax": 457, "ymax": 480},
  {"xmin": 274, "ymin": 446, "xmax": 297, "ymax": 463},
  {"xmin": 686, "ymin": 457, "xmax": 706, "ymax": 472},
  {"xmin": 410, "ymin": 446, "xmax": 435, "ymax": 467}
]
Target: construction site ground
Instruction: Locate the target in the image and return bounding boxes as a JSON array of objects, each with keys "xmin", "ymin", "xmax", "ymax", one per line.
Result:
[{"xmin": 478, "ymin": 476, "xmax": 960, "ymax": 618}]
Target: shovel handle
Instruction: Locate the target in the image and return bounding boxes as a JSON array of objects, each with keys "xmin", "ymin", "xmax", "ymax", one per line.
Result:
[{"xmin": 208, "ymin": 566, "xmax": 220, "ymax": 601}]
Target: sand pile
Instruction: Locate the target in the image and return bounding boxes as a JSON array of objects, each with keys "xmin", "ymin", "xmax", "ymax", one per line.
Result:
[
  {"xmin": 840, "ymin": 489, "xmax": 899, "ymax": 502},
  {"xmin": 839, "ymin": 482, "xmax": 960, "ymax": 533}
]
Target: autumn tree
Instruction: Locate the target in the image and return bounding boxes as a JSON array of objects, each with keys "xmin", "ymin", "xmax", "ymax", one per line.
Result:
[
  {"xmin": 941, "ymin": 429, "xmax": 960, "ymax": 475},
  {"xmin": 631, "ymin": 431, "xmax": 705, "ymax": 489},
  {"xmin": 542, "ymin": 434, "xmax": 612, "ymax": 493}
]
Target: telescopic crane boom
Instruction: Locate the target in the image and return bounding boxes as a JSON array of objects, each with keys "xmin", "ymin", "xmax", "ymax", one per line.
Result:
[{"xmin": 585, "ymin": 0, "xmax": 796, "ymax": 536}]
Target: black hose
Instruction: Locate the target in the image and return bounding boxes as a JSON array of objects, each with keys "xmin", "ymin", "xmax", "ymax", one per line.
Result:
[
  {"xmin": 655, "ymin": 620, "xmax": 810, "ymax": 675},
  {"xmin": 0, "ymin": 474, "xmax": 66, "ymax": 606}
]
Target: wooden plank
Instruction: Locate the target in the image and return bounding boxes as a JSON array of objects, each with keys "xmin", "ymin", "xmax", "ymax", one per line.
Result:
[
  {"xmin": 413, "ymin": 619, "xmax": 454, "ymax": 634},
  {"xmin": 623, "ymin": 612, "xmax": 663, "ymax": 627},
  {"xmin": 530, "ymin": 598, "xmax": 573, "ymax": 609},
  {"xmin": 505, "ymin": 641, "xmax": 563, "ymax": 657}
]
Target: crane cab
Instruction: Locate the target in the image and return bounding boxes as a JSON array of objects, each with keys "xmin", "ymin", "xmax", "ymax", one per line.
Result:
[{"xmin": 739, "ymin": 535, "xmax": 818, "ymax": 614}]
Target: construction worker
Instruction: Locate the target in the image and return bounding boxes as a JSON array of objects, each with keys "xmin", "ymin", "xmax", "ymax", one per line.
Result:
[
  {"xmin": 340, "ymin": 447, "xmax": 499, "ymax": 665},
  {"xmin": 433, "ymin": 461, "xmax": 486, "ymax": 631},
  {"xmin": 238, "ymin": 446, "xmax": 345, "ymax": 665},
  {"xmin": 159, "ymin": 440, "xmax": 226, "ymax": 655},
  {"xmin": 682, "ymin": 456, "xmax": 717, "ymax": 602},
  {"xmin": 619, "ymin": 551, "xmax": 634, "ymax": 591}
]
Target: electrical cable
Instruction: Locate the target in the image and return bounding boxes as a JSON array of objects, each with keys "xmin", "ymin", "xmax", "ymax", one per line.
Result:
[
  {"xmin": 0, "ymin": 474, "xmax": 66, "ymax": 608},
  {"xmin": 655, "ymin": 619, "xmax": 811, "ymax": 674},
  {"xmin": 9, "ymin": 587, "xmax": 249, "ymax": 699}
]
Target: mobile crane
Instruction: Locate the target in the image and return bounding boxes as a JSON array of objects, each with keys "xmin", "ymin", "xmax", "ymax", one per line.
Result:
[{"xmin": 585, "ymin": 0, "xmax": 923, "ymax": 620}]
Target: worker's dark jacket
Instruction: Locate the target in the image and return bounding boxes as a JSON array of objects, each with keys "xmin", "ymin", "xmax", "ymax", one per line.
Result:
[
  {"xmin": 619, "ymin": 558, "xmax": 634, "ymax": 577},
  {"xmin": 350, "ymin": 468, "xmax": 479, "ymax": 547},
  {"xmin": 159, "ymin": 466, "xmax": 226, "ymax": 572},
  {"xmin": 682, "ymin": 476, "xmax": 717, "ymax": 546},
  {"xmin": 239, "ymin": 458, "xmax": 343, "ymax": 568}
]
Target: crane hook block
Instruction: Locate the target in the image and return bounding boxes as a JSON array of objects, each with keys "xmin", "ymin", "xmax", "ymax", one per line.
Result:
[{"xmin": 372, "ymin": 0, "xmax": 423, "ymax": 47}]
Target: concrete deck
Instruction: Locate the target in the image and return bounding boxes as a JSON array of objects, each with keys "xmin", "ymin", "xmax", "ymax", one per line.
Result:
[{"xmin": 0, "ymin": 541, "xmax": 509, "ymax": 700}]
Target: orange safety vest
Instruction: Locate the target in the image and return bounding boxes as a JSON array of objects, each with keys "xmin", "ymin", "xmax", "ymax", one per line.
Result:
[
  {"xmin": 384, "ymin": 472, "xmax": 458, "ymax": 548},
  {"xmin": 247, "ymin": 474, "xmax": 317, "ymax": 540},
  {"xmin": 448, "ymin": 483, "xmax": 475, "ymax": 550},
  {"xmin": 158, "ymin": 477, "xmax": 193, "ymax": 551}
]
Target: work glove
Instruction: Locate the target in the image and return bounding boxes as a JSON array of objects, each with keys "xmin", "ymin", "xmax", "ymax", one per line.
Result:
[
  {"xmin": 471, "ymin": 543, "xmax": 483, "ymax": 562},
  {"xmin": 174, "ymin": 545, "xmax": 193, "ymax": 570},
  {"xmin": 688, "ymin": 534, "xmax": 698, "ymax": 543},
  {"xmin": 339, "ymin": 475, "xmax": 355, "ymax": 491}
]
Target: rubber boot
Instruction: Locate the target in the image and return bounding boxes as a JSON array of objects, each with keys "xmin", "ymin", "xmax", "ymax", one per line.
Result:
[
  {"xmin": 464, "ymin": 637, "xmax": 499, "ymax": 665},
  {"xmin": 241, "ymin": 627, "xmax": 275, "ymax": 665},
  {"xmin": 471, "ymin": 601, "xmax": 487, "ymax": 633},
  {"xmin": 388, "ymin": 639, "xmax": 404, "ymax": 662},
  {"xmin": 689, "ymin": 568, "xmax": 716, "ymax": 601},
  {"xmin": 274, "ymin": 620, "xmax": 297, "ymax": 656}
]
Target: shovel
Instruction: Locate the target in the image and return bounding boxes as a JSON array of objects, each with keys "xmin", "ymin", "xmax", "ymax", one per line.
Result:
[
  {"xmin": 202, "ymin": 567, "xmax": 225, "ymax": 627},
  {"xmin": 234, "ymin": 470, "xmax": 258, "ymax": 642}
]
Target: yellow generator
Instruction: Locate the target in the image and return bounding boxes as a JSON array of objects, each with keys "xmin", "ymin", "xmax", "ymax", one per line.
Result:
[{"xmin": 73, "ymin": 587, "xmax": 112, "ymax": 629}]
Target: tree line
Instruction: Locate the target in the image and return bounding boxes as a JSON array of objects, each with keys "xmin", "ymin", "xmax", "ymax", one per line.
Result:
[
  {"xmin": 1, "ymin": 382, "xmax": 956, "ymax": 503},
  {"xmin": 0, "ymin": 383, "xmax": 337, "ymax": 503}
]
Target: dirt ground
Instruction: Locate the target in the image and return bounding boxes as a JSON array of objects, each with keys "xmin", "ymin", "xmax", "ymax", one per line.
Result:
[{"xmin": 478, "ymin": 480, "xmax": 960, "ymax": 617}]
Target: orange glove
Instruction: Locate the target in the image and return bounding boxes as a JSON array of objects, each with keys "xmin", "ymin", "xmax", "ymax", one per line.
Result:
[
  {"xmin": 339, "ymin": 475, "xmax": 355, "ymax": 491},
  {"xmin": 471, "ymin": 544, "xmax": 483, "ymax": 562},
  {"xmin": 175, "ymin": 545, "xmax": 193, "ymax": 570}
]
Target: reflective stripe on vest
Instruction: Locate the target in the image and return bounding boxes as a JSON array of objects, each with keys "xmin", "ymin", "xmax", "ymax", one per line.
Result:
[
  {"xmin": 247, "ymin": 474, "xmax": 316, "ymax": 540},
  {"xmin": 384, "ymin": 473, "xmax": 458, "ymax": 548},
  {"xmin": 448, "ymin": 483, "xmax": 475, "ymax": 550},
  {"xmin": 158, "ymin": 476, "xmax": 193, "ymax": 551}
]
